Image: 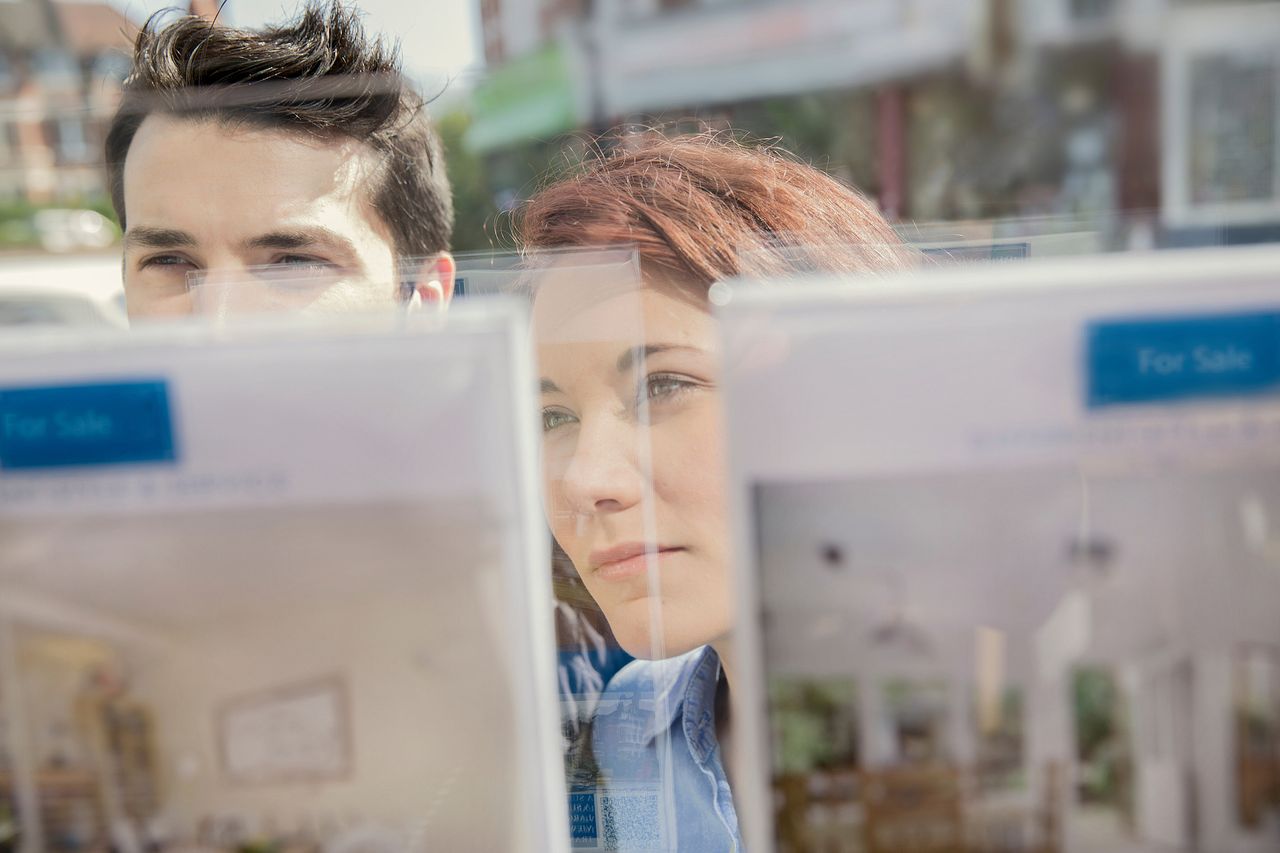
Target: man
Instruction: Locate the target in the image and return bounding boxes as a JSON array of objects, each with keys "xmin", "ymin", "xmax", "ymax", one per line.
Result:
[{"xmin": 105, "ymin": 1, "xmax": 455, "ymax": 319}]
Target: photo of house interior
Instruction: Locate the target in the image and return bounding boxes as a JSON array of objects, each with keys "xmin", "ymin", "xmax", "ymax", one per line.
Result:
[
  {"xmin": 0, "ymin": 499, "xmax": 518, "ymax": 853},
  {"xmin": 755, "ymin": 462, "xmax": 1280, "ymax": 853}
]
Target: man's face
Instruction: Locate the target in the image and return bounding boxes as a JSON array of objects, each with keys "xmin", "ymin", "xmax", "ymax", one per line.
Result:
[{"xmin": 121, "ymin": 116, "xmax": 409, "ymax": 320}]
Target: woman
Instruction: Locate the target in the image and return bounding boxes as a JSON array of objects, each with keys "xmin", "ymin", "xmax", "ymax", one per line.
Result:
[{"xmin": 522, "ymin": 133, "xmax": 911, "ymax": 850}]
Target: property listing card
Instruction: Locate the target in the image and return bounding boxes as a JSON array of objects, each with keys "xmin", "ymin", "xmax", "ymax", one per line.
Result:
[
  {"xmin": 721, "ymin": 246, "xmax": 1280, "ymax": 853},
  {"xmin": 0, "ymin": 309, "xmax": 566, "ymax": 853}
]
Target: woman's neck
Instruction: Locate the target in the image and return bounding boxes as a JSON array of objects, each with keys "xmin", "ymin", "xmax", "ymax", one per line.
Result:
[
  {"xmin": 710, "ymin": 638, "xmax": 738, "ymax": 788},
  {"xmin": 710, "ymin": 638, "xmax": 736, "ymax": 694}
]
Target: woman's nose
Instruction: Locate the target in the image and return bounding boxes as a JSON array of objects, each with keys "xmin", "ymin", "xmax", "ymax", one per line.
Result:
[{"xmin": 558, "ymin": 413, "xmax": 644, "ymax": 518}]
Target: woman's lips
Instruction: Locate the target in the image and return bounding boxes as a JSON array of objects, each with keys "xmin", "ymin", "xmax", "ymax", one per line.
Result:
[{"xmin": 589, "ymin": 543, "xmax": 685, "ymax": 581}]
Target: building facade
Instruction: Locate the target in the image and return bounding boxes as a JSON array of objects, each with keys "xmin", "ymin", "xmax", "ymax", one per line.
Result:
[
  {"xmin": 0, "ymin": 0, "xmax": 137, "ymax": 208},
  {"xmin": 469, "ymin": 0, "xmax": 1280, "ymax": 246}
]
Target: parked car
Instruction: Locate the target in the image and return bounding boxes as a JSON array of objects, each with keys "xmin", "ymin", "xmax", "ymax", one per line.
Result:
[
  {"xmin": 0, "ymin": 254, "xmax": 127, "ymax": 328},
  {"xmin": 32, "ymin": 209, "xmax": 119, "ymax": 254}
]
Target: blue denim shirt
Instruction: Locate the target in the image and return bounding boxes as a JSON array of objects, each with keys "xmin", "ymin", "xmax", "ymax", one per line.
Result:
[{"xmin": 587, "ymin": 646, "xmax": 742, "ymax": 851}]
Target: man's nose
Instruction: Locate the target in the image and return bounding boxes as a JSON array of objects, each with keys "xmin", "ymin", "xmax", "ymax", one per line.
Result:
[
  {"xmin": 183, "ymin": 257, "xmax": 237, "ymax": 301},
  {"xmin": 190, "ymin": 260, "xmax": 275, "ymax": 315},
  {"xmin": 558, "ymin": 412, "xmax": 646, "ymax": 518},
  {"xmin": 189, "ymin": 257, "xmax": 255, "ymax": 288}
]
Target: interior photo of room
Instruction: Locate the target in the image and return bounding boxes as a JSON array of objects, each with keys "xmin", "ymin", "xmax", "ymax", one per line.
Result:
[
  {"xmin": 0, "ymin": 499, "xmax": 519, "ymax": 853},
  {"xmin": 755, "ymin": 462, "xmax": 1280, "ymax": 853}
]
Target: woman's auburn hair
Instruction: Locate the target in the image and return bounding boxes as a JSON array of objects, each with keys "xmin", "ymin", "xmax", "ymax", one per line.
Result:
[{"xmin": 517, "ymin": 131, "xmax": 913, "ymax": 287}]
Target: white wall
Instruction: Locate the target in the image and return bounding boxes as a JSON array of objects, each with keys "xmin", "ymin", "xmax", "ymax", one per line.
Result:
[
  {"xmin": 129, "ymin": 569, "xmax": 516, "ymax": 846},
  {"xmin": 1, "ymin": 554, "xmax": 522, "ymax": 850}
]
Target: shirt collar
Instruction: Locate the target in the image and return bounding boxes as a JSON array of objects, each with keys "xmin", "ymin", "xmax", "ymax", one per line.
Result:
[{"xmin": 638, "ymin": 645, "xmax": 721, "ymax": 744}]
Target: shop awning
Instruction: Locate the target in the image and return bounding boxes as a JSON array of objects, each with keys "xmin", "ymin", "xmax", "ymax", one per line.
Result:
[{"xmin": 464, "ymin": 44, "xmax": 582, "ymax": 154}]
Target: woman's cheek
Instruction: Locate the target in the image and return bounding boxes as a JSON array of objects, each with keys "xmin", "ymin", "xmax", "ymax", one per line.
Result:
[{"xmin": 650, "ymin": 403, "xmax": 728, "ymax": 506}]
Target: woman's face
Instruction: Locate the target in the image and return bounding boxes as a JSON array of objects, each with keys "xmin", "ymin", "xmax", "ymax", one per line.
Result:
[{"xmin": 533, "ymin": 277, "xmax": 731, "ymax": 660}]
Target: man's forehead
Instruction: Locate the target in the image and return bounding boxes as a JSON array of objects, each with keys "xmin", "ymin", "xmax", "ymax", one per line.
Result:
[
  {"xmin": 130, "ymin": 113, "xmax": 372, "ymax": 158},
  {"xmin": 125, "ymin": 116, "xmax": 378, "ymax": 207},
  {"xmin": 123, "ymin": 115, "xmax": 385, "ymax": 242}
]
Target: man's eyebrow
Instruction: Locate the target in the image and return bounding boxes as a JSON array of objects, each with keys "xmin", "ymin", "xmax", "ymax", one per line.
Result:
[
  {"xmin": 615, "ymin": 344, "xmax": 702, "ymax": 375},
  {"xmin": 123, "ymin": 227, "xmax": 197, "ymax": 250},
  {"xmin": 243, "ymin": 228, "xmax": 358, "ymax": 256},
  {"xmin": 540, "ymin": 378, "xmax": 561, "ymax": 394}
]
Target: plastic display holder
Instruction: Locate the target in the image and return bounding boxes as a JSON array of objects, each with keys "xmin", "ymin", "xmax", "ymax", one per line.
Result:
[
  {"xmin": 183, "ymin": 264, "xmax": 407, "ymax": 321},
  {"xmin": 896, "ymin": 214, "xmax": 1111, "ymax": 260},
  {"xmin": 168, "ymin": 247, "xmax": 644, "ymax": 323},
  {"xmin": 517, "ymin": 244, "xmax": 691, "ymax": 850},
  {"xmin": 452, "ymin": 246, "xmax": 642, "ymax": 300},
  {"xmin": 0, "ymin": 304, "xmax": 567, "ymax": 853},
  {"xmin": 731, "ymin": 220, "xmax": 1116, "ymax": 293},
  {"xmin": 719, "ymin": 245, "xmax": 1280, "ymax": 853}
]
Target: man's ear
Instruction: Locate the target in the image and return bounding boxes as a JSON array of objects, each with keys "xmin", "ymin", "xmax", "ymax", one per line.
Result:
[{"xmin": 409, "ymin": 252, "xmax": 455, "ymax": 308}]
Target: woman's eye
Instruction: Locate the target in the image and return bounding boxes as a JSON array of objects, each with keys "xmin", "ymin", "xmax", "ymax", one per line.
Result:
[
  {"xmin": 644, "ymin": 374, "xmax": 696, "ymax": 403},
  {"xmin": 541, "ymin": 407, "xmax": 577, "ymax": 433}
]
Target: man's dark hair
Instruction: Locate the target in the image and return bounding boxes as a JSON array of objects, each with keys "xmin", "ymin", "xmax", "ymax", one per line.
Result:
[{"xmin": 105, "ymin": 1, "xmax": 453, "ymax": 257}]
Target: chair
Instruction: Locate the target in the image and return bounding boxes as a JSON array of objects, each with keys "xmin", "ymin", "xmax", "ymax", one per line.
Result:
[{"xmin": 860, "ymin": 764, "xmax": 965, "ymax": 853}]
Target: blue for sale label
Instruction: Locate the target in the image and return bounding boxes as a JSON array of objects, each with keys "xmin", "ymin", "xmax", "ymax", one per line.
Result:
[
  {"xmin": 0, "ymin": 380, "xmax": 176, "ymax": 470},
  {"xmin": 1086, "ymin": 311, "xmax": 1280, "ymax": 408}
]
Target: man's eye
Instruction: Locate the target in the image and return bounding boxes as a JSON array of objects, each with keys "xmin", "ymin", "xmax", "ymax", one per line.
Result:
[
  {"xmin": 541, "ymin": 407, "xmax": 577, "ymax": 433},
  {"xmin": 139, "ymin": 254, "xmax": 195, "ymax": 270},
  {"xmin": 274, "ymin": 255, "xmax": 336, "ymax": 271}
]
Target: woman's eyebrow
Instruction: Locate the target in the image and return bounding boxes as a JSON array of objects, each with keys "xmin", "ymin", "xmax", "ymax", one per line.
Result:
[
  {"xmin": 540, "ymin": 378, "xmax": 562, "ymax": 394},
  {"xmin": 615, "ymin": 344, "xmax": 703, "ymax": 374}
]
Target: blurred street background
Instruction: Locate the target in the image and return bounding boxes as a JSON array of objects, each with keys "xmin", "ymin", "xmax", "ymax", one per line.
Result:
[{"xmin": 1, "ymin": 0, "xmax": 1277, "ymax": 265}]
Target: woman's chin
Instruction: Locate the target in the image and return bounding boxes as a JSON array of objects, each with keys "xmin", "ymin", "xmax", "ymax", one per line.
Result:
[{"xmin": 615, "ymin": 627, "xmax": 709, "ymax": 661}]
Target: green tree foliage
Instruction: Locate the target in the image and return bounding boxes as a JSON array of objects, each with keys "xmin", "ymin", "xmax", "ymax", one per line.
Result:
[{"xmin": 436, "ymin": 111, "xmax": 502, "ymax": 252}]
